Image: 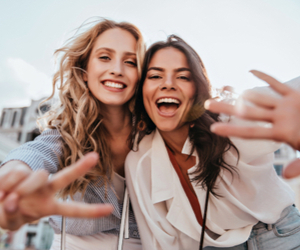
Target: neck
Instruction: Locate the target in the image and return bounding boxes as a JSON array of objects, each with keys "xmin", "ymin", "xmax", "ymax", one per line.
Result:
[
  {"xmin": 100, "ymin": 104, "xmax": 132, "ymax": 137},
  {"xmin": 159, "ymin": 125, "xmax": 190, "ymax": 155}
]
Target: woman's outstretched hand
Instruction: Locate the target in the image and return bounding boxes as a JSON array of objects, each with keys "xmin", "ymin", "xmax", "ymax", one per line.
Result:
[
  {"xmin": 205, "ymin": 70, "xmax": 300, "ymax": 178},
  {"xmin": 0, "ymin": 152, "xmax": 113, "ymax": 230}
]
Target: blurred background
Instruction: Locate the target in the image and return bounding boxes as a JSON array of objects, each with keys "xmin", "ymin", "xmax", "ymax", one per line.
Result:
[
  {"xmin": 0, "ymin": 0, "xmax": 300, "ymax": 249},
  {"xmin": 0, "ymin": 0, "xmax": 300, "ymax": 112}
]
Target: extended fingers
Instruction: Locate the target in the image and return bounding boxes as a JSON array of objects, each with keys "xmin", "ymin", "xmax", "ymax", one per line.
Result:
[
  {"xmin": 234, "ymin": 102, "xmax": 273, "ymax": 122},
  {"xmin": 0, "ymin": 163, "xmax": 32, "ymax": 196},
  {"xmin": 205, "ymin": 99, "xmax": 235, "ymax": 115},
  {"xmin": 210, "ymin": 123, "xmax": 275, "ymax": 140},
  {"xmin": 242, "ymin": 90, "xmax": 278, "ymax": 109},
  {"xmin": 49, "ymin": 152, "xmax": 99, "ymax": 192},
  {"xmin": 250, "ymin": 70, "xmax": 292, "ymax": 96},
  {"xmin": 205, "ymin": 99, "xmax": 273, "ymax": 122},
  {"xmin": 13, "ymin": 170, "xmax": 49, "ymax": 197},
  {"xmin": 53, "ymin": 201, "xmax": 113, "ymax": 218}
]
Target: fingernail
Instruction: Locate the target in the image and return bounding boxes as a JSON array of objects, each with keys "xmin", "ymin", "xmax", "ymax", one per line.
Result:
[{"xmin": 204, "ymin": 100, "xmax": 211, "ymax": 110}]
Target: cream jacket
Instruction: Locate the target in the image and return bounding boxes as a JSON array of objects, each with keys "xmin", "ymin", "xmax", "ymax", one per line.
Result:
[
  {"xmin": 125, "ymin": 128, "xmax": 295, "ymax": 249},
  {"xmin": 125, "ymin": 77, "xmax": 300, "ymax": 249}
]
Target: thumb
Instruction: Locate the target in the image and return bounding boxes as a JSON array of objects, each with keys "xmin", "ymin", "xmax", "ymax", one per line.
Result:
[{"xmin": 283, "ymin": 159, "xmax": 300, "ymax": 179}]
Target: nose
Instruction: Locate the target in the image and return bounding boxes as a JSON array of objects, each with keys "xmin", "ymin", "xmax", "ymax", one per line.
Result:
[
  {"xmin": 160, "ymin": 75, "xmax": 176, "ymax": 90},
  {"xmin": 110, "ymin": 59, "xmax": 123, "ymax": 76}
]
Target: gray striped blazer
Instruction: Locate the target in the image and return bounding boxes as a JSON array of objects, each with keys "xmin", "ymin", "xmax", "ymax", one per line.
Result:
[{"xmin": 1, "ymin": 129, "xmax": 139, "ymax": 238}]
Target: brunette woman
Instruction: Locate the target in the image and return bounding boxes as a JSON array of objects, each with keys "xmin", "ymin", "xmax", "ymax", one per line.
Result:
[{"xmin": 125, "ymin": 35, "xmax": 300, "ymax": 249}]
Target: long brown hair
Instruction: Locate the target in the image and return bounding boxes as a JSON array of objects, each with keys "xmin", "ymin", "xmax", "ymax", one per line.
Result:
[
  {"xmin": 39, "ymin": 18, "xmax": 145, "ymax": 198},
  {"xmin": 132, "ymin": 35, "xmax": 238, "ymax": 196}
]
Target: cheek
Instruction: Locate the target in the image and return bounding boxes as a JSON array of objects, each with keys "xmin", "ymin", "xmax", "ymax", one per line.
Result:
[
  {"xmin": 142, "ymin": 84, "xmax": 153, "ymax": 113},
  {"xmin": 128, "ymin": 68, "xmax": 139, "ymax": 85},
  {"xmin": 142, "ymin": 81, "xmax": 155, "ymax": 103},
  {"xmin": 187, "ymin": 84, "xmax": 196, "ymax": 99}
]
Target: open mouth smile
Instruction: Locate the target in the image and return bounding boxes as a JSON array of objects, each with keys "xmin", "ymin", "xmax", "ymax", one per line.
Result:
[
  {"xmin": 102, "ymin": 80, "xmax": 127, "ymax": 90},
  {"xmin": 156, "ymin": 97, "xmax": 181, "ymax": 117}
]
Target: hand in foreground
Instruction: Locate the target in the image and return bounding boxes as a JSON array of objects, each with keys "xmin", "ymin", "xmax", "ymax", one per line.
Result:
[
  {"xmin": 0, "ymin": 153, "xmax": 113, "ymax": 230},
  {"xmin": 205, "ymin": 70, "xmax": 300, "ymax": 150},
  {"xmin": 205, "ymin": 70, "xmax": 300, "ymax": 178}
]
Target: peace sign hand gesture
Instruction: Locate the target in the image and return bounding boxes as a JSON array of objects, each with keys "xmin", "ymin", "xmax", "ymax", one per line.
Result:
[{"xmin": 0, "ymin": 152, "xmax": 113, "ymax": 230}]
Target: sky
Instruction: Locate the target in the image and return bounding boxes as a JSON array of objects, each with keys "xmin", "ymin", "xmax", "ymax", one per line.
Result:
[{"xmin": 0, "ymin": 0, "xmax": 300, "ymax": 112}]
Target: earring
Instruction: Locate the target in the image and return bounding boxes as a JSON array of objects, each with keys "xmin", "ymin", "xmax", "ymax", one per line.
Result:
[
  {"xmin": 128, "ymin": 97, "xmax": 135, "ymax": 113},
  {"xmin": 137, "ymin": 120, "xmax": 147, "ymax": 131},
  {"xmin": 190, "ymin": 123, "xmax": 195, "ymax": 128}
]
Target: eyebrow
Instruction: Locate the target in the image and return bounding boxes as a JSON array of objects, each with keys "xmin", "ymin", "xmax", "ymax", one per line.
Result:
[
  {"xmin": 94, "ymin": 47, "xmax": 136, "ymax": 56},
  {"xmin": 147, "ymin": 67, "xmax": 190, "ymax": 72}
]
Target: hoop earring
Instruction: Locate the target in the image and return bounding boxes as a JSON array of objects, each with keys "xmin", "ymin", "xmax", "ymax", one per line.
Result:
[{"xmin": 137, "ymin": 120, "xmax": 147, "ymax": 131}]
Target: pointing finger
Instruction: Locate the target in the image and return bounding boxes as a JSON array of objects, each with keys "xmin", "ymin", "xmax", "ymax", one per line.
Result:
[
  {"xmin": 53, "ymin": 201, "xmax": 113, "ymax": 218},
  {"xmin": 250, "ymin": 70, "xmax": 292, "ymax": 96},
  {"xmin": 49, "ymin": 152, "xmax": 99, "ymax": 192}
]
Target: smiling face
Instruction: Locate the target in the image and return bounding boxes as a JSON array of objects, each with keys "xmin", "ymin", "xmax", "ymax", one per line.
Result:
[
  {"xmin": 143, "ymin": 47, "xmax": 196, "ymax": 133},
  {"xmin": 84, "ymin": 28, "xmax": 138, "ymax": 107}
]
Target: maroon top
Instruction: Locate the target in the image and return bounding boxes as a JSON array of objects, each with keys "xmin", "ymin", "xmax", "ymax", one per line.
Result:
[{"xmin": 166, "ymin": 146, "xmax": 204, "ymax": 226}]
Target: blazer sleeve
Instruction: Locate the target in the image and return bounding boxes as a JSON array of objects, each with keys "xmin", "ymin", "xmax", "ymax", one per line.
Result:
[
  {"xmin": 125, "ymin": 160, "xmax": 158, "ymax": 250},
  {"xmin": 1, "ymin": 129, "xmax": 63, "ymax": 173}
]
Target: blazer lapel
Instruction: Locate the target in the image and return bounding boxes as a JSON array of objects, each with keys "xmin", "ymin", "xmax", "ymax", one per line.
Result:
[
  {"xmin": 151, "ymin": 130, "xmax": 174, "ymax": 204},
  {"xmin": 150, "ymin": 130, "xmax": 202, "ymax": 240}
]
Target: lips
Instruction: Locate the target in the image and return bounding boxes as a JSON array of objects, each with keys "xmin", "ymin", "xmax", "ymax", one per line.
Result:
[
  {"xmin": 102, "ymin": 80, "xmax": 126, "ymax": 89},
  {"xmin": 156, "ymin": 97, "xmax": 181, "ymax": 116}
]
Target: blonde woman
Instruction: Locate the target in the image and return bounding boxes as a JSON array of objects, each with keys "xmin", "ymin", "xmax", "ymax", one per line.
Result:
[{"xmin": 0, "ymin": 19, "xmax": 145, "ymax": 250}]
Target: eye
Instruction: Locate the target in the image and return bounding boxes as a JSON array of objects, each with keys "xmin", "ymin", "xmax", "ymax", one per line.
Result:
[
  {"xmin": 177, "ymin": 75, "xmax": 190, "ymax": 81},
  {"xmin": 148, "ymin": 75, "xmax": 162, "ymax": 79},
  {"xmin": 125, "ymin": 60, "xmax": 137, "ymax": 67},
  {"xmin": 99, "ymin": 56, "xmax": 111, "ymax": 61}
]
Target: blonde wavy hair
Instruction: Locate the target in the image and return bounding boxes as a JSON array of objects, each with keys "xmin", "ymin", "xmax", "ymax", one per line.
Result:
[{"xmin": 39, "ymin": 18, "xmax": 145, "ymax": 198}]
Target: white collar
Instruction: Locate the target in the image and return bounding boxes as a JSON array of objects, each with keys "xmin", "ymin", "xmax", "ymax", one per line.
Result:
[{"xmin": 151, "ymin": 129, "xmax": 197, "ymax": 204}]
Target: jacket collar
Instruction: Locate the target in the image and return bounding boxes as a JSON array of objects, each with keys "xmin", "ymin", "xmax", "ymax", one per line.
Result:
[
  {"xmin": 150, "ymin": 129, "xmax": 202, "ymax": 240},
  {"xmin": 151, "ymin": 129, "xmax": 196, "ymax": 204}
]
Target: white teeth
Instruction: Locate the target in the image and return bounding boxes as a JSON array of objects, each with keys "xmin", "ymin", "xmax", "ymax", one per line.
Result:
[
  {"xmin": 157, "ymin": 98, "xmax": 180, "ymax": 104},
  {"xmin": 104, "ymin": 81, "xmax": 124, "ymax": 89}
]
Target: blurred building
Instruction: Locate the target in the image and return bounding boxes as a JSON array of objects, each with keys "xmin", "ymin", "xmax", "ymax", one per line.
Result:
[
  {"xmin": 0, "ymin": 98, "xmax": 53, "ymax": 250},
  {"xmin": 0, "ymin": 98, "xmax": 50, "ymax": 163},
  {"xmin": 9, "ymin": 218, "xmax": 54, "ymax": 250}
]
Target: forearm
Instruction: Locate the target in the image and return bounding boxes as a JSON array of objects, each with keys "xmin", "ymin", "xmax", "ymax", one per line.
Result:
[{"xmin": 1, "ymin": 160, "xmax": 31, "ymax": 172}]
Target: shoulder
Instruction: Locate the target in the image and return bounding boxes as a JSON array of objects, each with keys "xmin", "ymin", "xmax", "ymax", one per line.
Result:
[{"xmin": 37, "ymin": 128, "xmax": 63, "ymax": 141}]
